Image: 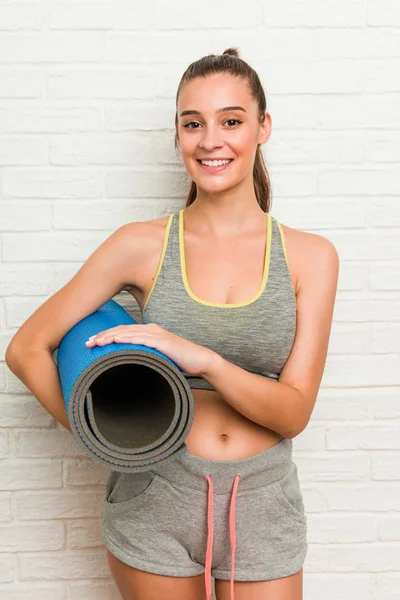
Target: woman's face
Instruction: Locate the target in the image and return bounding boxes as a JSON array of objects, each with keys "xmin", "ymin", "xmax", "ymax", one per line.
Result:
[{"xmin": 176, "ymin": 72, "xmax": 271, "ymax": 194}]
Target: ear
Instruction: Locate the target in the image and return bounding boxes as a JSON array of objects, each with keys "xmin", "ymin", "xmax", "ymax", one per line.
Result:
[{"xmin": 258, "ymin": 112, "xmax": 272, "ymax": 145}]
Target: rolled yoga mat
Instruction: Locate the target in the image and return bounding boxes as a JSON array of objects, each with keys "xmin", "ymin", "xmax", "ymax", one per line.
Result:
[{"xmin": 55, "ymin": 299, "xmax": 195, "ymax": 472}]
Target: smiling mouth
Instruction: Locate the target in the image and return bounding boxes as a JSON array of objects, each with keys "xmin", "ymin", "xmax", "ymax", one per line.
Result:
[{"xmin": 196, "ymin": 159, "xmax": 234, "ymax": 173}]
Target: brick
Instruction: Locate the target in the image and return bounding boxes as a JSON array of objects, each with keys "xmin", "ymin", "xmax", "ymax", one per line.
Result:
[
  {"xmin": 0, "ymin": 104, "xmax": 102, "ymax": 134},
  {"xmin": 307, "ymin": 514, "xmax": 376, "ymax": 544},
  {"xmin": 295, "ymin": 453, "xmax": 370, "ymax": 482},
  {"xmin": 0, "ymin": 460, "xmax": 62, "ymax": 490},
  {"xmin": 377, "ymin": 515, "xmax": 400, "ymax": 541},
  {"xmin": 0, "ymin": 203, "xmax": 51, "ymax": 234},
  {"xmin": 322, "ymin": 355, "xmax": 400, "ymax": 387},
  {"xmin": 68, "ymin": 581, "xmax": 120, "ymax": 600},
  {"xmin": 67, "ymin": 519, "xmax": 103, "ymax": 549},
  {"xmin": 294, "ymin": 426, "xmax": 326, "ymax": 452},
  {"xmin": 325, "ymin": 484, "xmax": 400, "ymax": 511},
  {"xmin": 0, "ymin": 69, "xmax": 44, "ymax": 98},
  {"xmin": 367, "ymin": 136, "xmax": 400, "ymax": 162},
  {"xmin": 262, "ymin": 0, "xmax": 365, "ymax": 27},
  {"xmin": 105, "ymin": 168, "xmax": 193, "ymax": 199},
  {"xmin": 327, "ymin": 323, "xmax": 369, "ymax": 354},
  {"xmin": 320, "ymin": 168, "xmax": 400, "ymax": 196},
  {"xmin": 0, "ymin": 522, "xmax": 65, "ymax": 551},
  {"xmin": 279, "ymin": 197, "xmax": 367, "ymax": 229},
  {"xmin": 370, "ymin": 265, "xmax": 400, "ymax": 291},
  {"xmin": 15, "ymin": 429, "xmax": 86, "ymax": 459},
  {"xmin": 1, "ymin": 168, "xmax": 102, "ymax": 201},
  {"xmin": 304, "ymin": 575, "xmax": 373, "ymax": 599},
  {"xmin": 326, "ymin": 426, "xmax": 400, "ymax": 450},
  {"xmin": 0, "ymin": 493, "xmax": 12, "ymax": 522},
  {"xmin": 375, "ymin": 574, "xmax": 400, "ymax": 598},
  {"xmin": 318, "ymin": 94, "xmax": 400, "ymax": 129},
  {"xmin": 0, "ymin": 3, "xmax": 44, "ymax": 31},
  {"xmin": 48, "ymin": 68, "xmax": 156, "ymax": 100},
  {"xmin": 371, "ymin": 452, "xmax": 400, "ymax": 480},
  {"xmin": 371, "ymin": 323, "xmax": 400, "ymax": 352},
  {"xmin": 373, "ymin": 390, "xmax": 400, "ymax": 418},
  {"xmin": 0, "ymin": 554, "xmax": 14, "ymax": 583},
  {"xmin": 0, "ymin": 266, "xmax": 51, "ymax": 296},
  {"xmin": 0, "ymin": 430, "xmax": 9, "ymax": 458},
  {"xmin": 64, "ymin": 459, "xmax": 108, "ymax": 487},
  {"xmin": 53, "ymin": 200, "xmax": 150, "ymax": 231},
  {"xmin": 19, "ymin": 549, "xmax": 109, "ymax": 580},
  {"xmin": 0, "ymin": 138, "xmax": 48, "ymax": 166},
  {"xmin": 368, "ymin": 0, "xmax": 400, "ymax": 25},
  {"xmin": 3, "ymin": 232, "xmax": 108, "ymax": 263},
  {"xmin": 368, "ymin": 197, "xmax": 400, "ymax": 225},
  {"xmin": 51, "ymin": 3, "xmax": 152, "ymax": 30},
  {"xmin": 153, "ymin": 0, "xmax": 260, "ymax": 28},
  {"xmin": 312, "ymin": 388, "xmax": 379, "ymax": 421},
  {"xmin": 0, "ymin": 587, "xmax": 67, "ymax": 600},
  {"xmin": 328, "ymin": 544, "xmax": 400, "ymax": 571},
  {"xmin": 16, "ymin": 490, "xmax": 104, "ymax": 520},
  {"xmin": 0, "ymin": 395, "xmax": 53, "ymax": 427},
  {"xmin": 334, "ymin": 299, "xmax": 400, "ymax": 322},
  {"xmin": 0, "ymin": 33, "xmax": 104, "ymax": 63},
  {"xmin": 50, "ymin": 133, "xmax": 154, "ymax": 166}
]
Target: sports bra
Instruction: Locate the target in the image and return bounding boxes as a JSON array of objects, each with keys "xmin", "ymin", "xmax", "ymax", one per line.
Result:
[{"xmin": 141, "ymin": 209, "xmax": 297, "ymax": 390}]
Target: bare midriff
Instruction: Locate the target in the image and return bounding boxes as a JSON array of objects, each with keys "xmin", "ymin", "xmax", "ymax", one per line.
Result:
[
  {"xmin": 179, "ymin": 389, "xmax": 284, "ymax": 460},
  {"xmin": 129, "ymin": 214, "xmax": 299, "ymax": 461}
]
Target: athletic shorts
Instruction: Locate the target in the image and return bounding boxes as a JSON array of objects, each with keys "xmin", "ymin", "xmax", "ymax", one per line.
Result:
[{"xmin": 101, "ymin": 437, "xmax": 308, "ymax": 597}]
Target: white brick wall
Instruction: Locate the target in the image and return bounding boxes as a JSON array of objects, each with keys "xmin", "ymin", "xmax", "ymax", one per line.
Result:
[{"xmin": 1, "ymin": 1, "xmax": 399, "ymax": 598}]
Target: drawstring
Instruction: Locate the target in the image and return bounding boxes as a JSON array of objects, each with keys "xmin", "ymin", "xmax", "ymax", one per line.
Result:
[
  {"xmin": 204, "ymin": 475, "xmax": 214, "ymax": 600},
  {"xmin": 205, "ymin": 474, "xmax": 241, "ymax": 600},
  {"xmin": 229, "ymin": 475, "xmax": 240, "ymax": 599}
]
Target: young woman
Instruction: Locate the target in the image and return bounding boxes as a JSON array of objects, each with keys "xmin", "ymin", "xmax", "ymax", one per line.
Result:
[{"xmin": 6, "ymin": 48, "xmax": 339, "ymax": 600}]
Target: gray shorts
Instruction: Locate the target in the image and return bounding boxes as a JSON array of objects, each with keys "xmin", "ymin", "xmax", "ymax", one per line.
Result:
[{"xmin": 101, "ymin": 437, "xmax": 308, "ymax": 590}]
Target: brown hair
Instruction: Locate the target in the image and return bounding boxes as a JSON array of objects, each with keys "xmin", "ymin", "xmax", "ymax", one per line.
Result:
[{"xmin": 174, "ymin": 47, "xmax": 272, "ymax": 213}]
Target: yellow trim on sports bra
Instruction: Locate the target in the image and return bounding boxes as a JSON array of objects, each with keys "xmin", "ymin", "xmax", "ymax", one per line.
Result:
[
  {"xmin": 142, "ymin": 213, "xmax": 174, "ymax": 314},
  {"xmin": 276, "ymin": 220, "xmax": 289, "ymax": 265},
  {"xmin": 179, "ymin": 208, "xmax": 272, "ymax": 308},
  {"xmin": 276, "ymin": 219, "xmax": 297, "ymax": 300}
]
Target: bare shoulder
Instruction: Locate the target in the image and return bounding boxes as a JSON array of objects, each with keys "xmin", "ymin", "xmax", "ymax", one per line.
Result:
[
  {"xmin": 129, "ymin": 214, "xmax": 171, "ymax": 246},
  {"xmin": 5, "ymin": 214, "xmax": 173, "ymax": 356},
  {"xmin": 279, "ymin": 221, "xmax": 339, "ymax": 295},
  {"xmin": 123, "ymin": 214, "xmax": 172, "ymax": 292}
]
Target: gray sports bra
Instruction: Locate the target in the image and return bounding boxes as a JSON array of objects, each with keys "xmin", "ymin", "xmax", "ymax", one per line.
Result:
[{"xmin": 141, "ymin": 209, "xmax": 297, "ymax": 390}]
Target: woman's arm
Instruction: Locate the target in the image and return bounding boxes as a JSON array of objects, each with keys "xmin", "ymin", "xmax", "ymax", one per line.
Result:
[
  {"xmin": 5, "ymin": 222, "xmax": 144, "ymax": 430},
  {"xmin": 200, "ymin": 234, "xmax": 340, "ymax": 438},
  {"xmin": 6, "ymin": 347, "xmax": 71, "ymax": 431}
]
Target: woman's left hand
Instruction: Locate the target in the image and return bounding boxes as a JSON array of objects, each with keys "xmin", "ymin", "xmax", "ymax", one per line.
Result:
[{"xmin": 85, "ymin": 323, "xmax": 216, "ymax": 377}]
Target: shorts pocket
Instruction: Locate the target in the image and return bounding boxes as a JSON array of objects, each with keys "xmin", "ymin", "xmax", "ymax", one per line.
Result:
[
  {"xmin": 104, "ymin": 470, "xmax": 157, "ymax": 510},
  {"xmin": 273, "ymin": 463, "xmax": 306, "ymax": 524}
]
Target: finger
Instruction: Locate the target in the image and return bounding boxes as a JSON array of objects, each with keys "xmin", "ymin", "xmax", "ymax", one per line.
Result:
[
  {"xmin": 85, "ymin": 326, "xmax": 152, "ymax": 347},
  {"xmin": 85, "ymin": 333, "xmax": 112, "ymax": 346}
]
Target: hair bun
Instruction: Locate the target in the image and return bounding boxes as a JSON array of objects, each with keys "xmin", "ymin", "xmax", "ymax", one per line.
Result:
[{"xmin": 222, "ymin": 47, "xmax": 239, "ymax": 57}]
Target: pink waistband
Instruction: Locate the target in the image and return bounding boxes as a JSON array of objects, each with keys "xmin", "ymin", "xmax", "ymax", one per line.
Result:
[{"xmin": 205, "ymin": 474, "xmax": 241, "ymax": 600}]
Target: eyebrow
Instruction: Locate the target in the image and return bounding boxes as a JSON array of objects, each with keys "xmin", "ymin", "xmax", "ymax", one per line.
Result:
[{"xmin": 179, "ymin": 105, "xmax": 247, "ymax": 118}]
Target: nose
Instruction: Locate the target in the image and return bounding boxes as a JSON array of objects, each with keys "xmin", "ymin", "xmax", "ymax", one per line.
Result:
[{"xmin": 198, "ymin": 125, "xmax": 225, "ymax": 150}]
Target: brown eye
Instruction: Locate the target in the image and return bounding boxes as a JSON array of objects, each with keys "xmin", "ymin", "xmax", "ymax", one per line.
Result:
[
  {"xmin": 183, "ymin": 118, "xmax": 243, "ymax": 129},
  {"xmin": 226, "ymin": 118, "xmax": 243, "ymax": 127},
  {"xmin": 183, "ymin": 121, "xmax": 200, "ymax": 129}
]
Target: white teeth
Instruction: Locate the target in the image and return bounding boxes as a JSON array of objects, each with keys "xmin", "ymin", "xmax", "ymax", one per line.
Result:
[{"xmin": 200, "ymin": 159, "xmax": 232, "ymax": 166}]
